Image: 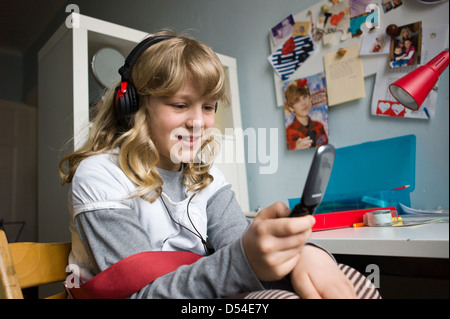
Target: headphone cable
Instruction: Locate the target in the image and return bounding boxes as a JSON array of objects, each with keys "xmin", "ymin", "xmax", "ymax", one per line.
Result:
[{"xmin": 160, "ymin": 194, "xmax": 212, "ymax": 254}]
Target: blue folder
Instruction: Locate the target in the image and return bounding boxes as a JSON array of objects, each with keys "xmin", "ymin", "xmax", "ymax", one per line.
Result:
[{"xmin": 288, "ymin": 135, "xmax": 416, "ymax": 214}]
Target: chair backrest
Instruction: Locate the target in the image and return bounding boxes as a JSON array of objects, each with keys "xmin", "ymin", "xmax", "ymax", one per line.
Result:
[{"xmin": 0, "ymin": 230, "xmax": 71, "ymax": 299}]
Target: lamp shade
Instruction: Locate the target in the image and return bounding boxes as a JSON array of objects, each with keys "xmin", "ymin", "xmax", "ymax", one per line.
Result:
[{"xmin": 389, "ymin": 50, "xmax": 449, "ymax": 110}]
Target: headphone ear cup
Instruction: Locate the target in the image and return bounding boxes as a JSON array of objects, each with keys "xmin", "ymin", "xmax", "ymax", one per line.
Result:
[
  {"xmin": 115, "ymin": 83, "xmax": 139, "ymax": 121},
  {"xmin": 114, "ymin": 36, "xmax": 175, "ymax": 123},
  {"xmin": 128, "ymin": 84, "xmax": 139, "ymax": 114}
]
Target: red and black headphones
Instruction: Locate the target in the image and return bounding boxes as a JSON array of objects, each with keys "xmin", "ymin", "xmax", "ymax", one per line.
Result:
[
  {"xmin": 114, "ymin": 35, "xmax": 218, "ymax": 124},
  {"xmin": 114, "ymin": 35, "xmax": 174, "ymax": 122}
]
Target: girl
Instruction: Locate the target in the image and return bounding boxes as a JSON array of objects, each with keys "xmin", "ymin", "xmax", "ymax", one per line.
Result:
[
  {"xmin": 402, "ymin": 39, "xmax": 416, "ymax": 66},
  {"xmin": 59, "ymin": 30, "xmax": 361, "ymax": 299}
]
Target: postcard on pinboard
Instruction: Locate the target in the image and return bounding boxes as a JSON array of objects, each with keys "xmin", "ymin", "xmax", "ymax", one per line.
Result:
[
  {"xmin": 323, "ymin": 43, "xmax": 365, "ymax": 106},
  {"xmin": 268, "ymin": 35, "xmax": 315, "ymax": 81},
  {"xmin": 360, "ymin": 30, "xmax": 390, "ymax": 56}
]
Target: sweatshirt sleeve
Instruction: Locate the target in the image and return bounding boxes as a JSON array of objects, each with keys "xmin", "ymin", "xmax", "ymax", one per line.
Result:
[{"xmin": 205, "ymin": 184, "xmax": 251, "ymax": 250}]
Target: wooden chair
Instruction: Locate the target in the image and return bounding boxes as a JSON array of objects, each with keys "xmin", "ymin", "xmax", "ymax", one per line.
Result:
[{"xmin": 0, "ymin": 230, "xmax": 71, "ymax": 299}]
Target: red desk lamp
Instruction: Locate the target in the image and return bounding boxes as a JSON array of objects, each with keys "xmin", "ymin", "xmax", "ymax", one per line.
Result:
[{"xmin": 389, "ymin": 50, "xmax": 449, "ymax": 110}]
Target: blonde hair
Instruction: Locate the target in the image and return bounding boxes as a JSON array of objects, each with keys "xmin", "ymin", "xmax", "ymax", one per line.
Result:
[{"xmin": 59, "ymin": 30, "xmax": 229, "ymax": 202}]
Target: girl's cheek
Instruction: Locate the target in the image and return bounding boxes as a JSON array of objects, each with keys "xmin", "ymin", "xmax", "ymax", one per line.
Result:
[{"xmin": 203, "ymin": 115, "xmax": 215, "ymax": 129}]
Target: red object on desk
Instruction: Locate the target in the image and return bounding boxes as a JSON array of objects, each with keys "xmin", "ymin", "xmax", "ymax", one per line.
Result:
[{"xmin": 312, "ymin": 207, "xmax": 397, "ymax": 231}]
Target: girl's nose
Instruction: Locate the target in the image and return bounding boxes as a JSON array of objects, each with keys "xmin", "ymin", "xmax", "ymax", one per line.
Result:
[{"xmin": 185, "ymin": 106, "xmax": 204, "ymax": 129}]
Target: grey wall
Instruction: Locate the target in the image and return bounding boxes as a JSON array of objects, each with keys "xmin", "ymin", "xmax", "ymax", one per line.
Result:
[
  {"xmin": 25, "ymin": 0, "xmax": 450, "ymax": 211},
  {"xmin": 0, "ymin": 51, "xmax": 23, "ymax": 102}
]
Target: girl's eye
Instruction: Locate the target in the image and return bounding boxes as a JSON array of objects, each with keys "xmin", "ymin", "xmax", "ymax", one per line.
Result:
[
  {"xmin": 171, "ymin": 104, "xmax": 187, "ymax": 109},
  {"xmin": 203, "ymin": 105, "xmax": 216, "ymax": 112}
]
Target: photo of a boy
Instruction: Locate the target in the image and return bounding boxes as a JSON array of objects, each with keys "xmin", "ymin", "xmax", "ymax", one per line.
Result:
[
  {"xmin": 390, "ymin": 44, "xmax": 409, "ymax": 68},
  {"xmin": 284, "ymin": 79, "xmax": 328, "ymax": 150}
]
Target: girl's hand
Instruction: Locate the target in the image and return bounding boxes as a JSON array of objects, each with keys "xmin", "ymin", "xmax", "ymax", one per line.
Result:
[
  {"xmin": 242, "ymin": 202, "xmax": 315, "ymax": 282},
  {"xmin": 290, "ymin": 245, "xmax": 357, "ymax": 299}
]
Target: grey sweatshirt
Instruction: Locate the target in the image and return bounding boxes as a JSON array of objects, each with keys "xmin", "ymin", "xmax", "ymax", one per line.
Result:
[{"xmin": 73, "ymin": 167, "xmax": 326, "ymax": 298}]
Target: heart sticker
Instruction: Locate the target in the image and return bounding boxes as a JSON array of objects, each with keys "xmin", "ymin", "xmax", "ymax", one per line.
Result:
[
  {"xmin": 330, "ymin": 11, "xmax": 345, "ymax": 26},
  {"xmin": 378, "ymin": 102, "xmax": 390, "ymax": 113},
  {"xmin": 281, "ymin": 37, "xmax": 296, "ymax": 55},
  {"xmin": 391, "ymin": 103, "xmax": 404, "ymax": 115}
]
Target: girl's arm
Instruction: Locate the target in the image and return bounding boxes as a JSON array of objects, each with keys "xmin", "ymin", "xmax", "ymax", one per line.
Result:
[{"xmin": 75, "ymin": 207, "xmax": 264, "ymax": 298}]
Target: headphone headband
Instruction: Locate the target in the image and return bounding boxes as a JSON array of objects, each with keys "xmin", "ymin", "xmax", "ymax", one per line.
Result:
[{"xmin": 119, "ymin": 35, "xmax": 175, "ymax": 80}]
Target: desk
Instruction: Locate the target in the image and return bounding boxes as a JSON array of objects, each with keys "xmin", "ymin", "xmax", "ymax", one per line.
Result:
[
  {"xmin": 311, "ymin": 221, "xmax": 449, "ymax": 259},
  {"xmin": 311, "ymin": 220, "xmax": 449, "ymax": 298}
]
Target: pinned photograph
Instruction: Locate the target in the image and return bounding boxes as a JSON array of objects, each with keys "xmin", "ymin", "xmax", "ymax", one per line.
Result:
[
  {"xmin": 292, "ymin": 21, "xmax": 310, "ymax": 37},
  {"xmin": 283, "ymin": 73, "xmax": 329, "ymax": 150},
  {"xmin": 388, "ymin": 21, "xmax": 422, "ymax": 68},
  {"xmin": 381, "ymin": 0, "xmax": 403, "ymax": 13},
  {"xmin": 271, "ymin": 15, "xmax": 295, "ymax": 47}
]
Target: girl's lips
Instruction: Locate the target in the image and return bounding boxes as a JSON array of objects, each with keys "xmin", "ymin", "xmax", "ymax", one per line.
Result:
[{"xmin": 177, "ymin": 135, "xmax": 201, "ymax": 147}]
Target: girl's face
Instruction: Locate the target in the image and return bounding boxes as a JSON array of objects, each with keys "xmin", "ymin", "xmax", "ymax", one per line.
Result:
[
  {"xmin": 147, "ymin": 80, "xmax": 217, "ymax": 171},
  {"xmin": 289, "ymin": 94, "xmax": 311, "ymax": 118}
]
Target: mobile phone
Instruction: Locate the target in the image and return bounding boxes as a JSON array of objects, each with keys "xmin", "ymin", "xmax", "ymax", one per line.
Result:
[{"xmin": 290, "ymin": 144, "xmax": 335, "ymax": 217}]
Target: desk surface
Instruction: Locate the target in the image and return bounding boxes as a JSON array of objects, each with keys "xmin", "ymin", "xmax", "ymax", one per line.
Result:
[{"xmin": 311, "ymin": 221, "xmax": 449, "ymax": 259}]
